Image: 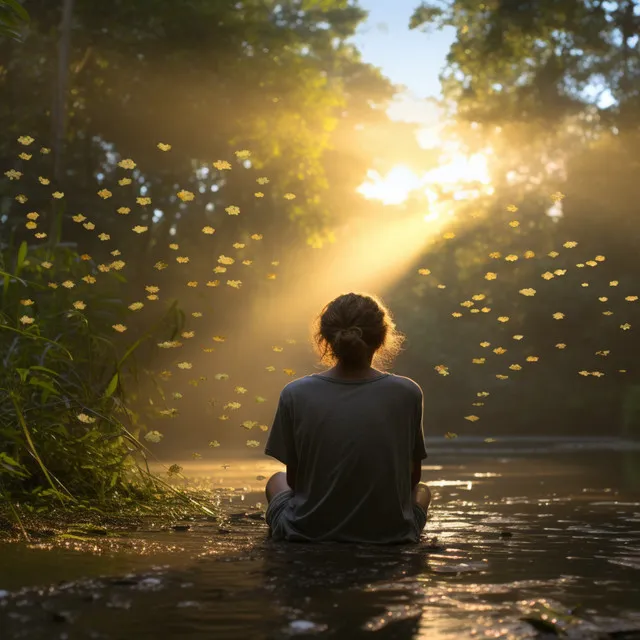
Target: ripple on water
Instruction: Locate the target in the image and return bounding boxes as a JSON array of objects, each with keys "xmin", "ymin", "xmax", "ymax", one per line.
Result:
[{"xmin": 1, "ymin": 453, "xmax": 640, "ymax": 639}]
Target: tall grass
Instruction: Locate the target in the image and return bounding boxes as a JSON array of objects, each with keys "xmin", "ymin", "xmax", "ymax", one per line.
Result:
[{"xmin": 0, "ymin": 239, "xmax": 183, "ymax": 507}]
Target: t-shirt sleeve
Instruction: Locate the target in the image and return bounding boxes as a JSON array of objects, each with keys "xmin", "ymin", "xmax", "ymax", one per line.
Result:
[
  {"xmin": 264, "ymin": 390, "xmax": 297, "ymax": 466},
  {"xmin": 413, "ymin": 386, "xmax": 428, "ymax": 461}
]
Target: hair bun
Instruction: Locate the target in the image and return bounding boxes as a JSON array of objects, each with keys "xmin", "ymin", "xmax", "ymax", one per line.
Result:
[{"xmin": 338, "ymin": 326, "xmax": 363, "ymax": 339}]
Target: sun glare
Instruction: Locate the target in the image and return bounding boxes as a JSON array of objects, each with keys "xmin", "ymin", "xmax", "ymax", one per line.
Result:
[
  {"xmin": 357, "ymin": 165, "xmax": 423, "ymax": 206},
  {"xmin": 358, "ymin": 151, "xmax": 493, "ymax": 208}
]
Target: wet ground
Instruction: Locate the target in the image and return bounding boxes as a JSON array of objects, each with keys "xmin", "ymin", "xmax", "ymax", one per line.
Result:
[{"xmin": 1, "ymin": 439, "xmax": 640, "ymax": 639}]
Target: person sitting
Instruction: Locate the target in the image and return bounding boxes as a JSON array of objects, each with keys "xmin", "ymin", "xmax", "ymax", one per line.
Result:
[{"xmin": 264, "ymin": 292, "xmax": 431, "ymax": 543}]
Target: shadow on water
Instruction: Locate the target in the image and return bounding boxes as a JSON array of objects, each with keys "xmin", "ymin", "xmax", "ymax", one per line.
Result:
[{"xmin": 2, "ymin": 443, "xmax": 640, "ymax": 639}]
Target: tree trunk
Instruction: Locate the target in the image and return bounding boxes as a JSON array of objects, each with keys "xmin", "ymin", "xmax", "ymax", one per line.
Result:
[{"xmin": 52, "ymin": 0, "xmax": 74, "ymax": 184}]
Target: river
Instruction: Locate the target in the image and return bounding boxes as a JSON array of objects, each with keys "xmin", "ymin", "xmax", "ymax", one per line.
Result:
[{"xmin": 1, "ymin": 438, "xmax": 639, "ymax": 639}]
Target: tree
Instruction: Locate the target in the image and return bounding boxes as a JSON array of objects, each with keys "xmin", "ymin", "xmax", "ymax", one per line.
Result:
[{"xmin": 392, "ymin": 0, "xmax": 640, "ymax": 438}]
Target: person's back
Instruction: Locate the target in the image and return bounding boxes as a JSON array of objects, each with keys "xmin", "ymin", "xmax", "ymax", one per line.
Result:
[{"xmin": 264, "ymin": 292, "xmax": 431, "ymax": 544}]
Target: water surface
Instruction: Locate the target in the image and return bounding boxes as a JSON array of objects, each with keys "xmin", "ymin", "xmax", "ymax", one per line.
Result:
[{"xmin": 1, "ymin": 441, "xmax": 639, "ymax": 639}]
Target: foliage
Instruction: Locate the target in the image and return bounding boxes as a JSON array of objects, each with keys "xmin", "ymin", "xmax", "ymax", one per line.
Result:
[
  {"xmin": 0, "ymin": 233, "xmax": 185, "ymax": 503},
  {"xmin": 0, "ymin": 0, "xmax": 28, "ymax": 41},
  {"xmin": 390, "ymin": 0, "xmax": 640, "ymax": 437}
]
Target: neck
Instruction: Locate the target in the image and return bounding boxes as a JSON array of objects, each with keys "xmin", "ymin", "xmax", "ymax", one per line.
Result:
[{"xmin": 328, "ymin": 362, "xmax": 378, "ymax": 380}]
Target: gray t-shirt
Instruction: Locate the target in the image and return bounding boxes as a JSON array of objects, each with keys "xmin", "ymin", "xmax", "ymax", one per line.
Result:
[{"xmin": 264, "ymin": 372, "xmax": 427, "ymax": 543}]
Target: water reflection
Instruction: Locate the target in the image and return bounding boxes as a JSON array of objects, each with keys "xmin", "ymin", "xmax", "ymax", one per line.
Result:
[{"xmin": 1, "ymin": 450, "xmax": 640, "ymax": 639}]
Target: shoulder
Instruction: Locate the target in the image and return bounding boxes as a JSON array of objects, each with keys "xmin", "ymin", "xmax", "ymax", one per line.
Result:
[
  {"xmin": 279, "ymin": 375, "xmax": 322, "ymax": 399},
  {"xmin": 384, "ymin": 374, "xmax": 423, "ymax": 400}
]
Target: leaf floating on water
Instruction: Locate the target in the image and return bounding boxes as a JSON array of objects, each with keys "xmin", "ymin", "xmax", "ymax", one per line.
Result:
[
  {"xmin": 265, "ymin": 366, "xmax": 276, "ymax": 372},
  {"xmin": 563, "ymin": 240, "xmax": 577, "ymax": 248},
  {"xmin": 464, "ymin": 415, "xmax": 479, "ymax": 422},
  {"xmin": 246, "ymin": 440, "xmax": 260, "ymax": 447},
  {"xmin": 144, "ymin": 430, "xmax": 163, "ymax": 443},
  {"xmin": 418, "ymin": 268, "xmax": 431, "ymax": 276},
  {"xmin": 480, "ymin": 342, "xmax": 491, "ymax": 348},
  {"xmin": 553, "ymin": 312, "xmax": 565, "ymax": 320},
  {"xmin": 435, "ymin": 364, "xmax": 449, "ymax": 376},
  {"xmin": 241, "ymin": 421, "xmax": 258, "ymax": 430},
  {"xmin": 209, "ymin": 441, "xmax": 221, "ymax": 448},
  {"xmin": 157, "ymin": 143, "xmax": 172, "ymax": 151},
  {"xmin": 485, "ymin": 272, "xmax": 497, "ymax": 280},
  {"xmin": 234, "ymin": 386, "xmax": 247, "ymax": 394},
  {"xmin": 519, "ymin": 288, "xmax": 536, "ymax": 296},
  {"xmin": 555, "ymin": 343, "xmax": 567, "ymax": 349},
  {"xmin": 283, "ymin": 369, "xmax": 296, "ymax": 377},
  {"xmin": 444, "ymin": 432, "xmax": 458, "ymax": 439}
]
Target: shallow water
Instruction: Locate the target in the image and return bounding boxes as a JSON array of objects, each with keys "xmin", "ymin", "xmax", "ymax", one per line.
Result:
[{"xmin": 2, "ymin": 442, "xmax": 640, "ymax": 639}]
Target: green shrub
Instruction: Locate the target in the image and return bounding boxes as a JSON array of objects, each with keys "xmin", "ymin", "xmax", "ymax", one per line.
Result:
[{"xmin": 0, "ymin": 239, "xmax": 183, "ymax": 505}]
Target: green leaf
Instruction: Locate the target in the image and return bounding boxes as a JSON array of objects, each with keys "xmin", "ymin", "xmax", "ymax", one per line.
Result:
[
  {"xmin": 2, "ymin": 0, "xmax": 30, "ymax": 23},
  {"xmin": 104, "ymin": 372, "xmax": 119, "ymax": 398},
  {"xmin": 28, "ymin": 377, "xmax": 60, "ymax": 396},
  {"xmin": 15, "ymin": 241, "xmax": 27, "ymax": 275}
]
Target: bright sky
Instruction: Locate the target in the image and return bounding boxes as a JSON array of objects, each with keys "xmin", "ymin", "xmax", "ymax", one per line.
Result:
[{"xmin": 351, "ymin": 0, "xmax": 456, "ymax": 123}]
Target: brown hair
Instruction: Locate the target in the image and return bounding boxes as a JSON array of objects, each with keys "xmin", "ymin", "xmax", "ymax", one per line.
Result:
[{"xmin": 313, "ymin": 292, "xmax": 403, "ymax": 369}]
